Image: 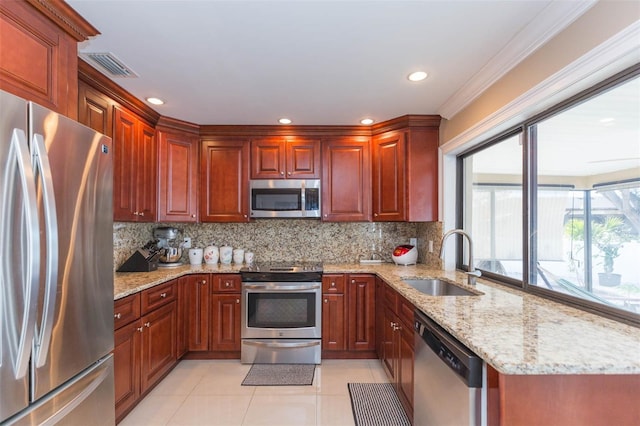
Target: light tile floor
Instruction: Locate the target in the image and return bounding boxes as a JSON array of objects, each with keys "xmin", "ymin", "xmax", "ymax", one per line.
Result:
[{"xmin": 120, "ymin": 359, "xmax": 389, "ymax": 426}]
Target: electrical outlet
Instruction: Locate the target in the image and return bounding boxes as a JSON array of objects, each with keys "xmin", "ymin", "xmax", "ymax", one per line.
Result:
[
  {"xmin": 410, "ymin": 237, "xmax": 417, "ymax": 246},
  {"xmin": 428, "ymin": 240, "xmax": 434, "ymax": 253},
  {"xmin": 183, "ymin": 237, "xmax": 192, "ymax": 248}
]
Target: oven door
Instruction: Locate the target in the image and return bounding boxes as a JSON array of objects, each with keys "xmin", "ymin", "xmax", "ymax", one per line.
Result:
[{"xmin": 241, "ymin": 282, "xmax": 321, "ymax": 339}]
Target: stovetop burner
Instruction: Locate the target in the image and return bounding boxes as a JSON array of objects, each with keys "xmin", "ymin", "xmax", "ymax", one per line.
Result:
[{"xmin": 239, "ymin": 261, "xmax": 323, "ymax": 273}]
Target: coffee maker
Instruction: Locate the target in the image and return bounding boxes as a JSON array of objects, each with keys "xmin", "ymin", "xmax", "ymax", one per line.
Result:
[{"xmin": 154, "ymin": 226, "xmax": 184, "ymax": 267}]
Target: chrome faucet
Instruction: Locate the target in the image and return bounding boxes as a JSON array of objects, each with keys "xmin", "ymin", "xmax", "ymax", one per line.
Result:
[{"xmin": 439, "ymin": 229, "xmax": 482, "ymax": 286}]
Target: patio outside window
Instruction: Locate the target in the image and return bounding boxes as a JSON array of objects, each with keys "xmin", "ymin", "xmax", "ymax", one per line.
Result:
[{"xmin": 461, "ymin": 68, "xmax": 640, "ymax": 322}]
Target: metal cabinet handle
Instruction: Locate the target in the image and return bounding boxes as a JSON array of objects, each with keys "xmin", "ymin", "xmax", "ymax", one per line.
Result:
[
  {"xmin": 324, "ymin": 299, "xmax": 328, "ymax": 303},
  {"xmin": 201, "ymin": 280, "xmax": 207, "ymax": 285},
  {"xmin": 374, "ymin": 213, "xmax": 378, "ymax": 217},
  {"xmin": 225, "ymin": 282, "xmax": 231, "ymax": 287},
  {"xmin": 351, "ymin": 280, "xmax": 355, "ymax": 284},
  {"xmin": 330, "ymin": 282, "xmax": 335, "ymax": 287},
  {"xmin": 191, "ymin": 214, "xmax": 196, "ymax": 218},
  {"xmin": 144, "ymin": 322, "xmax": 151, "ymax": 328},
  {"xmin": 160, "ymin": 292, "xmax": 167, "ymax": 298},
  {"xmin": 280, "ymin": 171, "xmax": 285, "ymax": 175},
  {"xmin": 114, "ymin": 313, "xmax": 122, "ymax": 319},
  {"xmin": 287, "ymin": 171, "xmax": 291, "ymax": 176},
  {"xmin": 236, "ymin": 299, "xmax": 240, "ymax": 304},
  {"xmin": 137, "ymin": 327, "xmax": 143, "ymax": 333},
  {"xmin": 139, "ymin": 212, "xmax": 145, "ymax": 217}
]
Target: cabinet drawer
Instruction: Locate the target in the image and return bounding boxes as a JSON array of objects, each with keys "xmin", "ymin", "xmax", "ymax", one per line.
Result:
[
  {"xmin": 141, "ymin": 281, "xmax": 177, "ymax": 314},
  {"xmin": 212, "ymin": 274, "xmax": 241, "ymax": 293},
  {"xmin": 384, "ymin": 283, "xmax": 398, "ymax": 311},
  {"xmin": 114, "ymin": 293, "xmax": 141, "ymax": 330},
  {"xmin": 398, "ymin": 295, "xmax": 414, "ymax": 328},
  {"xmin": 322, "ymin": 274, "xmax": 345, "ymax": 293}
]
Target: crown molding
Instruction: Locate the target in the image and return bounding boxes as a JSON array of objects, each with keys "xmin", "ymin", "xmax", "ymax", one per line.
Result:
[
  {"xmin": 437, "ymin": 0, "xmax": 597, "ymax": 120},
  {"xmin": 25, "ymin": 0, "xmax": 99, "ymax": 41},
  {"xmin": 441, "ymin": 21, "xmax": 640, "ymax": 156}
]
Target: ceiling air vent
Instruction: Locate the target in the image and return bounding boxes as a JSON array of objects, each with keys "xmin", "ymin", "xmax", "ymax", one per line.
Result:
[{"xmin": 80, "ymin": 52, "xmax": 138, "ymax": 78}]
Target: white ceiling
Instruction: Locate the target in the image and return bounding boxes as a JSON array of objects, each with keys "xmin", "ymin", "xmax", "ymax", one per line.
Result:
[{"xmin": 68, "ymin": 0, "xmax": 594, "ymax": 126}]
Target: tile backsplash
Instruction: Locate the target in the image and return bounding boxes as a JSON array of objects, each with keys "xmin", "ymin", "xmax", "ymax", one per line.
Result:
[{"xmin": 114, "ymin": 220, "xmax": 443, "ymax": 271}]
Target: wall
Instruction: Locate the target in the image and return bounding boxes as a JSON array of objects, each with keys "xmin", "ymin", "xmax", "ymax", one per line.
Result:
[
  {"xmin": 440, "ymin": 0, "xmax": 640, "ymax": 146},
  {"xmin": 114, "ymin": 220, "xmax": 443, "ymax": 271}
]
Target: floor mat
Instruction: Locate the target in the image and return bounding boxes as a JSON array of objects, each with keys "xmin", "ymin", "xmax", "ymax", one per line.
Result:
[
  {"xmin": 241, "ymin": 363, "xmax": 316, "ymax": 386},
  {"xmin": 348, "ymin": 383, "xmax": 410, "ymax": 426}
]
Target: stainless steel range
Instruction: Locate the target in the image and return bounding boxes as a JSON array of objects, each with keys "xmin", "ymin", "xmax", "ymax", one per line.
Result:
[{"xmin": 240, "ymin": 262, "xmax": 323, "ymax": 364}]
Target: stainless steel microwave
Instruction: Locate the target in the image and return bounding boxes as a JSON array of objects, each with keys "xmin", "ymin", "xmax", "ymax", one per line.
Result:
[{"xmin": 250, "ymin": 179, "xmax": 321, "ymax": 218}]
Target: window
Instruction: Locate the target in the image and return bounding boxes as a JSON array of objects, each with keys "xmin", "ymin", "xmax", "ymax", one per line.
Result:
[{"xmin": 460, "ymin": 66, "xmax": 640, "ymax": 324}]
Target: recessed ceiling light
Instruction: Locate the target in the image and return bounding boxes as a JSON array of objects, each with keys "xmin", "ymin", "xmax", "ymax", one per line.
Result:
[
  {"xmin": 278, "ymin": 118, "xmax": 292, "ymax": 124},
  {"xmin": 360, "ymin": 118, "xmax": 374, "ymax": 125},
  {"xmin": 146, "ymin": 97, "xmax": 165, "ymax": 105},
  {"xmin": 407, "ymin": 71, "xmax": 428, "ymax": 82}
]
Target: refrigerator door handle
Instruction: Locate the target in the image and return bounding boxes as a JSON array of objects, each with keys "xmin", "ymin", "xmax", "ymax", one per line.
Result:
[
  {"xmin": 31, "ymin": 133, "xmax": 59, "ymax": 368},
  {"xmin": 5, "ymin": 128, "xmax": 40, "ymax": 379}
]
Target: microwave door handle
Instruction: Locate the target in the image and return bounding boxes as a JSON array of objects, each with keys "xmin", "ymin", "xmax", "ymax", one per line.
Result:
[
  {"xmin": 5, "ymin": 129, "xmax": 40, "ymax": 379},
  {"xmin": 301, "ymin": 185, "xmax": 306, "ymax": 216},
  {"xmin": 31, "ymin": 133, "xmax": 59, "ymax": 368}
]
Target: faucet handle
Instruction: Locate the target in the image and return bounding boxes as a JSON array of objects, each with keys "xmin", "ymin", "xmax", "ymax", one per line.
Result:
[{"xmin": 467, "ymin": 270, "xmax": 482, "ymax": 277}]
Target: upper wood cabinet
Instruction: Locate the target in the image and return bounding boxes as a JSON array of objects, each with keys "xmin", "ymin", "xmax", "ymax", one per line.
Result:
[
  {"xmin": 157, "ymin": 119, "xmax": 199, "ymax": 222},
  {"xmin": 372, "ymin": 117, "xmax": 440, "ymax": 222},
  {"xmin": 113, "ymin": 107, "xmax": 157, "ymax": 222},
  {"xmin": 251, "ymin": 137, "xmax": 321, "ymax": 179},
  {"xmin": 78, "ymin": 80, "xmax": 115, "ymax": 136},
  {"xmin": 321, "ymin": 136, "xmax": 371, "ymax": 222},
  {"xmin": 200, "ymin": 138, "xmax": 250, "ymax": 222},
  {"xmin": 0, "ymin": 0, "xmax": 98, "ymax": 118}
]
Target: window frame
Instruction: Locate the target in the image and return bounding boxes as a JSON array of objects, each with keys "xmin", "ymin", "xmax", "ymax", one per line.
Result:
[{"xmin": 457, "ymin": 63, "xmax": 640, "ymax": 326}]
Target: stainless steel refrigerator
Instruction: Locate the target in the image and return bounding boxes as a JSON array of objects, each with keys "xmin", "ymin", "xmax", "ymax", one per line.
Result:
[{"xmin": 1, "ymin": 90, "xmax": 115, "ymax": 425}]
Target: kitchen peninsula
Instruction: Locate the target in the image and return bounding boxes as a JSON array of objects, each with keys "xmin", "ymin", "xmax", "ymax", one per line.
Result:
[{"xmin": 115, "ymin": 262, "xmax": 640, "ymax": 425}]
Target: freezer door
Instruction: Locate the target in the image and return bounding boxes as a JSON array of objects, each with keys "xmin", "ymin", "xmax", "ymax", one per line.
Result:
[
  {"xmin": 0, "ymin": 91, "xmax": 40, "ymax": 422},
  {"xmin": 5, "ymin": 355, "xmax": 115, "ymax": 426},
  {"xmin": 28, "ymin": 102, "xmax": 114, "ymax": 401}
]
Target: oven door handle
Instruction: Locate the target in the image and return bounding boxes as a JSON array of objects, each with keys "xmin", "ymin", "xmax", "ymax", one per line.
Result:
[
  {"xmin": 243, "ymin": 340, "xmax": 321, "ymax": 349},
  {"xmin": 243, "ymin": 283, "xmax": 321, "ymax": 291}
]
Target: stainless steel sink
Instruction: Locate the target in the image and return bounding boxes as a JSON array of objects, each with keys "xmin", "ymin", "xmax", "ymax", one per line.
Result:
[{"xmin": 402, "ymin": 278, "xmax": 478, "ymax": 296}]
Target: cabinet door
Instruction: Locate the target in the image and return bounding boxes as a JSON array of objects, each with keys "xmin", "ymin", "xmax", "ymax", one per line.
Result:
[
  {"xmin": 347, "ymin": 274, "xmax": 376, "ymax": 351},
  {"xmin": 186, "ymin": 274, "xmax": 210, "ymax": 351},
  {"xmin": 176, "ymin": 276, "xmax": 189, "ymax": 359},
  {"xmin": 140, "ymin": 302, "xmax": 177, "ymax": 393},
  {"xmin": 372, "ymin": 131, "xmax": 406, "ymax": 221},
  {"xmin": 286, "ymin": 138, "xmax": 320, "ymax": 178},
  {"xmin": 78, "ymin": 81, "xmax": 114, "ymax": 137},
  {"xmin": 200, "ymin": 138, "xmax": 250, "ymax": 222},
  {"xmin": 113, "ymin": 108, "xmax": 138, "ymax": 221},
  {"xmin": 114, "ymin": 320, "xmax": 141, "ymax": 422},
  {"xmin": 375, "ymin": 277, "xmax": 385, "ymax": 358},
  {"xmin": 157, "ymin": 129, "xmax": 199, "ymax": 222},
  {"xmin": 251, "ymin": 138, "xmax": 285, "ymax": 179},
  {"xmin": 322, "ymin": 293, "xmax": 346, "ymax": 351},
  {"xmin": 381, "ymin": 307, "xmax": 398, "ymax": 381},
  {"xmin": 321, "ymin": 137, "xmax": 371, "ymax": 221},
  {"xmin": 136, "ymin": 122, "xmax": 157, "ymax": 221},
  {"xmin": 210, "ymin": 294, "xmax": 241, "ymax": 352},
  {"xmin": 398, "ymin": 324, "xmax": 414, "ymax": 417}
]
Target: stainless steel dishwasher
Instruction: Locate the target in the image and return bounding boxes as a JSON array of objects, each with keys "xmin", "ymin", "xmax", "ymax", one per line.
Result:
[{"xmin": 414, "ymin": 310, "xmax": 484, "ymax": 426}]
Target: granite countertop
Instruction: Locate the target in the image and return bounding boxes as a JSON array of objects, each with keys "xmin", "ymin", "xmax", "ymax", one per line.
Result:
[{"xmin": 114, "ymin": 262, "xmax": 640, "ymax": 376}]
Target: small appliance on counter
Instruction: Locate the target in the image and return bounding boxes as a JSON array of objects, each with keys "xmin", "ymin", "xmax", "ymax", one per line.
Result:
[
  {"xmin": 392, "ymin": 244, "xmax": 418, "ymax": 265},
  {"xmin": 117, "ymin": 241, "xmax": 161, "ymax": 272},
  {"xmin": 154, "ymin": 226, "xmax": 184, "ymax": 267}
]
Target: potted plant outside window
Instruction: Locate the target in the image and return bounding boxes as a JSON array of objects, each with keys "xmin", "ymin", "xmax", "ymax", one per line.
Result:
[{"xmin": 565, "ymin": 216, "xmax": 635, "ymax": 287}]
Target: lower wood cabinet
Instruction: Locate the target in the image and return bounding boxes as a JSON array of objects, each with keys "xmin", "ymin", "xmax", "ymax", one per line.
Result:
[
  {"xmin": 210, "ymin": 274, "xmax": 242, "ymax": 355},
  {"xmin": 322, "ymin": 274, "xmax": 375, "ymax": 357},
  {"xmin": 186, "ymin": 274, "xmax": 210, "ymax": 351},
  {"xmin": 210, "ymin": 294, "xmax": 241, "ymax": 352},
  {"xmin": 113, "ymin": 280, "xmax": 178, "ymax": 423},
  {"xmin": 380, "ymin": 282, "xmax": 414, "ymax": 421}
]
